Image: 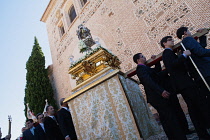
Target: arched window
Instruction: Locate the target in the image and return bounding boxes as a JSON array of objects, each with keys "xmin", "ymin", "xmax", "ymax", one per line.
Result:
[
  {"xmin": 81, "ymin": 0, "xmax": 87, "ymax": 7},
  {"xmin": 68, "ymin": 6, "xmax": 77, "ymax": 23}
]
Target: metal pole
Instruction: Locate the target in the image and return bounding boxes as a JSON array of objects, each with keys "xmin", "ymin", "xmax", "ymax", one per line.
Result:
[{"xmin": 180, "ymin": 42, "xmax": 210, "ymax": 92}]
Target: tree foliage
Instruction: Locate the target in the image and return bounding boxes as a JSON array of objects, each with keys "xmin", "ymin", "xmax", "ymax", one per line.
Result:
[{"xmin": 24, "ymin": 37, "xmax": 57, "ymax": 118}]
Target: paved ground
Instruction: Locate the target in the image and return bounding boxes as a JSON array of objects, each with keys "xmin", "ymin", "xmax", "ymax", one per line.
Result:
[{"xmin": 146, "ymin": 114, "xmax": 200, "ymax": 140}]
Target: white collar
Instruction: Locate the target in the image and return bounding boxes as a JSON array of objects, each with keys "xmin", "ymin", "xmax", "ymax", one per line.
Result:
[
  {"xmin": 62, "ymin": 107, "xmax": 70, "ymax": 111},
  {"xmin": 39, "ymin": 123, "xmax": 44, "ymax": 126},
  {"xmin": 30, "ymin": 126, "xmax": 35, "ymax": 130},
  {"xmin": 49, "ymin": 115, "xmax": 55, "ymax": 119}
]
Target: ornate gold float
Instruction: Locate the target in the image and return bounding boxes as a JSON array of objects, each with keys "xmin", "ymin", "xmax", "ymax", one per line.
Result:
[{"xmin": 69, "ymin": 46, "xmax": 121, "ymax": 87}]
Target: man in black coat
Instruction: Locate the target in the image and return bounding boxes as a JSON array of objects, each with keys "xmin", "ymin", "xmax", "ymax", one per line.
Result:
[
  {"xmin": 44, "ymin": 105, "xmax": 65, "ymax": 140},
  {"xmin": 161, "ymin": 36, "xmax": 210, "ymax": 139},
  {"xmin": 177, "ymin": 27, "xmax": 210, "ymax": 132},
  {"xmin": 57, "ymin": 98, "xmax": 77, "ymax": 140},
  {"xmin": 34, "ymin": 113, "xmax": 46, "ymax": 140},
  {"xmin": 22, "ymin": 119, "xmax": 35, "ymax": 140},
  {"xmin": 133, "ymin": 53, "xmax": 187, "ymax": 140}
]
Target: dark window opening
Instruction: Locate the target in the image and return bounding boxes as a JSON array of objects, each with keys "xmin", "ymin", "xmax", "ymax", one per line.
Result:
[
  {"xmin": 59, "ymin": 25, "xmax": 65, "ymax": 36},
  {"xmin": 81, "ymin": 0, "xmax": 87, "ymax": 7},
  {"xmin": 68, "ymin": 6, "xmax": 77, "ymax": 23}
]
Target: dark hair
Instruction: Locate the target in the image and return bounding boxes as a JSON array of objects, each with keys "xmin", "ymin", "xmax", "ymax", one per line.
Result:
[
  {"xmin": 46, "ymin": 105, "xmax": 52, "ymax": 112},
  {"xmin": 133, "ymin": 53, "xmax": 142, "ymax": 64},
  {"xmin": 160, "ymin": 36, "xmax": 172, "ymax": 48},
  {"xmin": 26, "ymin": 119, "xmax": 33, "ymax": 123},
  {"xmin": 176, "ymin": 27, "xmax": 188, "ymax": 39},
  {"xmin": 36, "ymin": 113, "xmax": 43, "ymax": 119},
  {"xmin": 60, "ymin": 98, "xmax": 65, "ymax": 106}
]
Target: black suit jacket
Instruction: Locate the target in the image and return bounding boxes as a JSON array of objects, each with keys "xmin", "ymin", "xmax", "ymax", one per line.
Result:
[
  {"xmin": 199, "ymin": 35, "xmax": 207, "ymax": 48},
  {"xmin": 162, "ymin": 49, "xmax": 195, "ymax": 92},
  {"xmin": 34, "ymin": 124, "xmax": 46, "ymax": 140},
  {"xmin": 44, "ymin": 116, "xmax": 65, "ymax": 140},
  {"xmin": 136, "ymin": 63, "xmax": 165, "ymax": 103},
  {"xmin": 57, "ymin": 108, "xmax": 77, "ymax": 140},
  {"xmin": 182, "ymin": 36, "xmax": 210, "ymax": 81},
  {"xmin": 22, "ymin": 128, "xmax": 35, "ymax": 140}
]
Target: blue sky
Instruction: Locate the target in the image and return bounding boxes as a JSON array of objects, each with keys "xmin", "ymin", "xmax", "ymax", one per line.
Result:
[{"xmin": 0, "ymin": 1, "xmax": 51, "ymax": 139}]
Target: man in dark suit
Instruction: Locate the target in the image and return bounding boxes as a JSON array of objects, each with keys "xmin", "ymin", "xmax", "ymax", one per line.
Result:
[
  {"xmin": 176, "ymin": 27, "xmax": 210, "ymax": 82},
  {"xmin": 34, "ymin": 113, "xmax": 46, "ymax": 140},
  {"xmin": 57, "ymin": 98, "xmax": 77, "ymax": 140},
  {"xmin": 133, "ymin": 53, "xmax": 187, "ymax": 140},
  {"xmin": 161, "ymin": 36, "xmax": 210, "ymax": 139},
  {"xmin": 22, "ymin": 119, "xmax": 35, "ymax": 140},
  {"xmin": 44, "ymin": 105, "xmax": 65, "ymax": 140},
  {"xmin": 177, "ymin": 27, "xmax": 210, "ymax": 131}
]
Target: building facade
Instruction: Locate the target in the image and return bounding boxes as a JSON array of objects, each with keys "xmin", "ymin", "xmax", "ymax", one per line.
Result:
[{"xmin": 41, "ymin": 0, "xmax": 210, "ymax": 105}]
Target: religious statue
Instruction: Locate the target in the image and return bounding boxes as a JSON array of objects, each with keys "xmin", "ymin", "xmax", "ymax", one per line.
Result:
[{"xmin": 77, "ymin": 24, "xmax": 95, "ymax": 53}]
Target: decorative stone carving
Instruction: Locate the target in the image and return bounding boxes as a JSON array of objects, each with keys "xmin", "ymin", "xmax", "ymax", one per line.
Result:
[
  {"xmin": 100, "ymin": 5, "xmax": 108, "ymax": 15},
  {"xmin": 165, "ymin": 2, "xmax": 191, "ymax": 25},
  {"xmin": 79, "ymin": 0, "xmax": 105, "ymax": 23},
  {"xmin": 116, "ymin": 27, "xmax": 122, "ymax": 34},
  {"xmin": 146, "ymin": 2, "xmax": 192, "ymax": 41},
  {"xmin": 134, "ymin": 1, "xmax": 156, "ymax": 18},
  {"xmin": 81, "ymin": 60, "xmax": 96, "ymax": 75}
]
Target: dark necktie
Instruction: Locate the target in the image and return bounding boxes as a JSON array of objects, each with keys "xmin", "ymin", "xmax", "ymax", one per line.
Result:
[{"xmin": 52, "ymin": 116, "xmax": 58, "ymax": 124}]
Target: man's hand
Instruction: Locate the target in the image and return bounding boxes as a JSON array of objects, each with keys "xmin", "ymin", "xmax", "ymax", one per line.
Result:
[
  {"xmin": 5, "ymin": 134, "xmax": 11, "ymax": 140},
  {"xmin": 161, "ymin": 90, "xmax": 170, "ymax": 99},
  {"xmin": 151, "ymin": 55, "xmax": 156, "ymax": 59},
  {"xmin": 65, "ymin": 136, "xmax": 71, "ymax": 140},
  {"xmin": 196, "ymin": 28, "xmax": 205, "ymax": 33},
  {"xmin": 183, "ymin": 50, "xmax": 191, "ymax": 56}
]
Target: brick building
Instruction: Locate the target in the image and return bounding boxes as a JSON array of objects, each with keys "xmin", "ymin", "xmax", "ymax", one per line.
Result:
[{"xmin": 41, "ymin": 0, "xmax": 210, "ymax": 107}]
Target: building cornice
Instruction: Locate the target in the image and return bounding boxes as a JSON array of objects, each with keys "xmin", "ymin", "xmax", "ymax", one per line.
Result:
[{"xmin": 40, "ymin": 0, "xmax": 57, "ymax": 22}]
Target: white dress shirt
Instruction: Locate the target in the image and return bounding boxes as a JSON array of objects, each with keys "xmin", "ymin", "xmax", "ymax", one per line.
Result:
[
  {"xmin": 30, "ymin": 127, "xmax": 35, "ymax": 135},
  {"xmin": 39, "ymin": 123, "xmax": 45, "ymax": 132}
]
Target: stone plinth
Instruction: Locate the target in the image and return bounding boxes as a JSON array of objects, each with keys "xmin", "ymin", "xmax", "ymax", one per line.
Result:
[{"xmin": 64, "ymin": 70, "xmax": 162, "ymax": 139}]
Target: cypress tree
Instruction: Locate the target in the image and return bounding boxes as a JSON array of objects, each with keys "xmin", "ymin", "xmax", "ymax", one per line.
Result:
[{"xmin": 24, "ymin": 37, "xmax": 57, "ymax": 117}]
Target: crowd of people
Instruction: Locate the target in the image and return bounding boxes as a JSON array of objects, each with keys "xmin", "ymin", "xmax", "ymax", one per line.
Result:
[
  {"xmin": 17, "ymin": 98, "xmax": 77, "ymax": 140},
  {"xmin": 133, "ymin": 27, "xmax": 210, "ymax": 140}
]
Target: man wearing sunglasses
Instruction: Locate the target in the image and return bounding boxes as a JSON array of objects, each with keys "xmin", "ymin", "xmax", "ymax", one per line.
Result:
[{"xmin": 133, "ymin": 53, "xmax": 187, "ymax": 140}]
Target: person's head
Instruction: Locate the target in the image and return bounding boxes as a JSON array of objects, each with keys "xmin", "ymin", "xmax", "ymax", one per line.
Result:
[
  {"xmin": 46, "ymin": 105, "xmax": 55, "ymax": 116},
  {"xmin": 133, "ymin": 53, "xmax": 146, "ymax": 64},
  {"xmin": 160, "ymin": 36, "xmax": 174, "ymax": 48},
  {"xmin": 60, "ymin": 98, "xmax": 68, "ymax": 108},
  {"xmin": 176, "ymin": 27, "xmax": 191, "ymax": 39},
  {"xmin": 26, "ymin": 119, "xmax": 34, "ymax": 129},
  {"xmin": 36, "ymin": 113, "xmax": 44, "ymax": 123}
]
